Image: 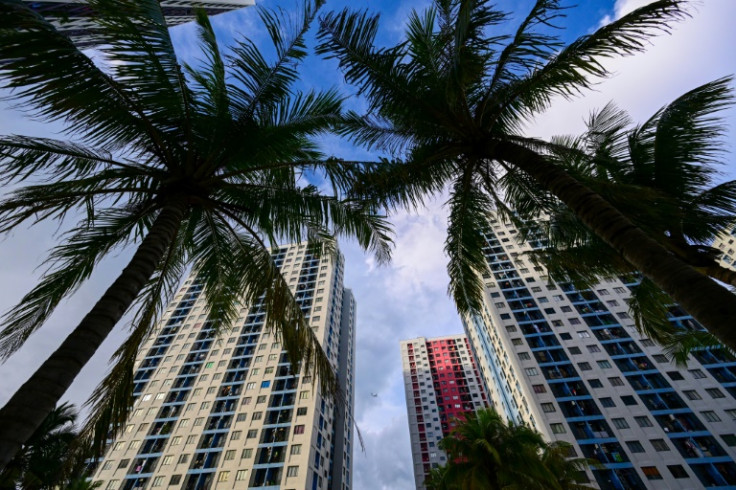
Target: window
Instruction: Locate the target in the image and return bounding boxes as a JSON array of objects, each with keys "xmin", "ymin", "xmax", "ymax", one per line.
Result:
[
  {"xmin": 667, "ymin": 465, "xmax": 689, "ymax": 479},
  {"xmin": 667, "ymin": 371, "xmax": 684, "ymax": 381},
  {"xmin": 241, "ymin": 449, "xmax": 253, "ymax": 459},
  {"xmin": 247, "ymin": 430, "xmax": 258, "ymax": 439},
  {"xmin": 261, "ymin": 380, "xmax": 271, "ymax": 388},
  {"xmin": 587, "ymin": 345, "xmax": 601, "ymax": 353},
  {"xmin": 569, "ymin": 318, "xmax": 581, "ymax": 325},
  {"xmin": 568, "ymin": 347, "xmax": 582, "ymax": 355},
  {"xmin": 617, "ymin": 312, "xmax": 631, "ymax": 319},
  {"xmin": 205, "ymin": 361, "xmax": 214, "ymax": 368},
  {"xmin": 601, "ymin": 398, "xmax": 615, "ymax": 408},
  {"xmin": 702, "ymin": 411, "xmax": 722, "ymax": 422},
  {"xmin": 525, "ymin": 368, "xmax": 538, "ymax": 376},
  {"xmin": 118, "ymin": 459, "xmax": 129, "ymax": 469},
  {"xmin": 641, "ymin": 466, "xmax": 663, "ymax": 480},
  {"xmin": 597, "ymin": 360, "xmax": 612, "ymax": 369},
  {"xmin": 707, "ymin": 388, "xmax": 726, "ymax": 399},
  {"xmin": 689, "ymin": 369, "xmax": 707, "ymax": 379},
  {"xmin": 577, "ymin": 362, "xmax": 592, "ymax": 371},
  {"xmin": 511, "ymin": 338, "xmax": 523, "ymax": 346},
  {"xmin": 297, "ymin": 407, "xmax": 308, "ymax": 416},
  {"xmin": 621, "ymin": 396, "xmax": 637, "ymax": 406},
  {"xmin": 152, "ymin": 476, "xmax": 165, "ymax": 487},
  {"xmin": 650, "ymin": 439, "xmax": 670, "ymax": 451},
  {"xmin": 541, "ymin": 403, "xmax": 556, "ymax": 413},
  {"xmin": 561, "ymin": 306, "xmax": 572, "ymax": 313},
  {"xmin": 597, "ymin": 289, "xmax": 610, "ymax": 296},
  {"xmin": 725, "ymin": 409, "xmax": 736, "ymax": 420},
  {"xmin": 684, "ymin": 390, "xmax": 702, "ymax": 400},
  {"xmin": 246, "ymin": 382, "xmax": 256, "ymax": 390},
  {"xmin": 224, "ymin": 450, "xmax": 236, "ymax": 461},
  {"xmin": 550, "ymin": 423, "xmax": 566, "ymax": 434},
  {"xmin": 518, "ymin": 352, "xmax": 531, "ymax": 361},
  {"xmin": 106, "ymin": 481, "xmax": 119, "ymax": 490},
  {"xmin": 635, "ymin": 416, "xmax": 653, "ymax": 428},
  {"xmin": 300, "ymin": 390, "xmax": 310, "ymax": 399},
  {"xmin": 236, "ymin": 413, "xmax": 247, "ymax": 422},
  {"xmin": 608, "ymin": 377, "xmax": 624, "ymax": 387},
  {"xmin": 294, "ymin": 425, "xmax": 305, "ymax": 434},
  {"xmin": 291, "ymin": 444, "xmax": 302, "ymax": 455},
  {"xmin": 722, "ymin": 434, "xmax": 736, "ymax": 447},
  {"xmin": 640, "ymin": 339, "xmax": 655, "ymax": 347},
  {"xmin": 230, "ymin": 431, "xmax": 242, "ymax": 441},
  {"xmin": 169, "ymin": 475, "xmax": 182, "ymax": 485},
  {"xmin": 102, "ymin": 461, "xmax": 113, "ymax": 471},
  {"xmin": 194, "ymin": 417, "xmax": 204, "ymax": 426},
  {"xmin": 560, "ymin": 333, "xmax": 572, "ymax": 340},
  {"xmin": 257, "ymin": 395, "xmax": 267, "ymax": 404},
  {"xmin": 577, "ymin": 330, "xmax": 590, "ymax": 338},
  {"xmin": 235, "ymin": 470, "xmax": 248, "ymax": 481},
  {"xmin": 162, "ymin": 456, "xmax": 173, "ymax": 466},
  {"xmin": 217, "ymin": 471, "xmax": 230, "ymax": 483},
  {"xmin": 177, "ymin": 454, "xmax": 189, "ymax": 465},
  {"xmin": 170, "ymin": 436, "xmax": 181, "ymax": 446},
  {"xmin": 614, "ymin": 287, "xmax": 626, "ymax": 294},
  {"xmin": 625, "ymin": 441, "xmax": 644, "ymax": 453},
  {"xmin": 652, "ymin": 354, "xmax": 668, "ymax": 363},
  {"xmin": 612, "ymin": 418, "xmax": 629, "ymax": 429},
  {"xmin": 532, "ymin": 384, "xmax": 546, "ymax": 394},
  {"xmin": 286, "ymin": 466, "xmax": 299, "ymax": 477},
  {"xmin": 588, "ymin": 379, "xmax": 603, "ymax": 388}
]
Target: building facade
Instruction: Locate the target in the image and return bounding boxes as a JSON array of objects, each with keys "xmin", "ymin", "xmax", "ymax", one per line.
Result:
[
  {"xmin": 462, "ymin": 215, "xmax": 736, "ymax": 489},
  {"xmin": 91, "ymin": 243, "xmax": 355, "ymax": 490},
  {"xmin": 713, "ymin": 225, "xmax": 736, "ymax": 271},
  {"xmin": 400, "ymin": 335, "xmax": 489, "ymax": 489},
  {"xmin": 23, "ymin": 0, "xmax": 254, "ymax": 47}
]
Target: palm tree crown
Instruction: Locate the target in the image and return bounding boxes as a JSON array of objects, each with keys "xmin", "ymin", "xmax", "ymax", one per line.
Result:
[
  {"xmin": 316, "ymin": 0, "xmax": 736, "ymax": 350},
  {"xmin": 426, "ymin": 409, "xmax": 594, "ymax": 490},
  {"xmin": 0, "ymin": 0, "xmax": 391, "ymax": 466}
]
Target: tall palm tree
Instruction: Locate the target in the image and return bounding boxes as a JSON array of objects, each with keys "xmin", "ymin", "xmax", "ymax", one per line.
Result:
[
  {"xmin": 0, "ymin": 402, "xmax": 79, "ymax": 490},
  {"xmin": 316, "ymin": 0, "xmax": 736, "ymax": 349},
  {"xmin": 0, "ymin": 0, "xmax": 392, "ymax": 467},
  {"xmin": 425, "ymin": 409, "xmax": 593, "ymax": 490},
  {"xmin": 520, "ymin": 79, "xmax": 736, "ymax": 358}
]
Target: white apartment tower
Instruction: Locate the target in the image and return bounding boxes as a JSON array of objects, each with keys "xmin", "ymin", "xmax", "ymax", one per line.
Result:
[
  {"xmin": 91, "ymin": 243, "xmax": 356, "ymax": 490},
  {"xmin": 22, "ymin": 0, "xmax": 255, "ymax": 47},
  {"xmin": 462, "ymin": 214, "xmax": 736, "ymax": 489},
  {"xmin": 400, "ymin": 335, "xmax": 489, "ymax": 489}
]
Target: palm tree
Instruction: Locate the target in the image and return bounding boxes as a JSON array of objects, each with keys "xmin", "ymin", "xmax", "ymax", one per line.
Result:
[
  {"xmin": 0, "ymin": 402, "xmax": 82, "ymax": 490},
  {"xmin": 521, "ymin": 79, "xmax": 736, "ymax": 358},
  {"xmin": 425, "ymin": 409, "xmax": 593, "ymax": 490},
  {"xmin": 316, "ymin": 0, "xmax": 736, "ymax": 350},
  {"xmin": 0, "ymin": 0, "xmax": 392, "ymax": 467}
]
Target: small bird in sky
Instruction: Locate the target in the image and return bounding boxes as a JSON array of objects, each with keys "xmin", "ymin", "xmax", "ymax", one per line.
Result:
[{"xmin": 370, "ymin": 393, "xmax": 378, "ymax": 398}]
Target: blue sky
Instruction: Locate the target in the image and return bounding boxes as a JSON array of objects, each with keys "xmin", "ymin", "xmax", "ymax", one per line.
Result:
[{"xmin": 0, "ymin": 1, "xmax": 735, "ymax": 489}]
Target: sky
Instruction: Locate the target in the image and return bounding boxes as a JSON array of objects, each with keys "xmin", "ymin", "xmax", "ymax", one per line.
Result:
[{"xmin": 0, "ymin": 0, "xmax": 735, "ymax": 489}]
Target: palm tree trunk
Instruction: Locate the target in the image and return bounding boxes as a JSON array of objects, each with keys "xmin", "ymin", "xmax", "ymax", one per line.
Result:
[
  {"xmin": 0, "ymin": 200, "xmax": 187, "ymax": 469},
  {"xmin": 703, "ymin": 263, "xmax": 736, "ymax": 289},
  {"xmin": 495, "ymin": 141, "xmax": 736, "ymax": 350}
]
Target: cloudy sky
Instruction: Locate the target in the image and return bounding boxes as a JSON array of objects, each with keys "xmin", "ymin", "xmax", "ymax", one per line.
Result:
[{"xmin": 1, "ymin": 0, "xmax": 735, "ymax": 489}]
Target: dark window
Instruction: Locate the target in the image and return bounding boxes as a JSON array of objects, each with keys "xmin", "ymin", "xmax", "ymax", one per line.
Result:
[
  {"xmin": 667, "ymin": 371, "xmax": 684, "ymax": 381},
  {"xmin": 621, "ymin": 396, "xmax": 637, "ymax": 406},
  {"xmin": 626, "ymin": 441, "xmax": 644, "ymax": 453},
  {"xmin": 560, "ymin": 333, "xmax": 572, "ymax": 340},
  {"xmin": 635, "ymin": 416, "xmax": 652, "ymax": 428},
  {"xmin": 600, "ymin": 398, "xmax": 615, "ymax": 408},
  {"xmin": 578, "ymin": 362, "xmax": 592, "ymax": 371},
  {"xmin": 641, "ymin": 467, "xmax": 663, "ymax": 480},
  {"xmin": 608, "ymin": 377, "xmax": 624, "ymax": 387},
  {"xmin": 568, "ymin": 347, "xmax": 582, "ymax": 355},
  {"xmin": 532, "ymin": 384, "xmax": 546, "ymax": 394},
  {"xmin": 667, "ymin": 465, "xmax": 689, "ymax": 479},
  {"xmin": 588, "ymin": 379, "xmax": 603, "ymax": 388}
]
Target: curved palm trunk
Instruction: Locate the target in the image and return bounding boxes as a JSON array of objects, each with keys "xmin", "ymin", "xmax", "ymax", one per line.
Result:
[
  {"xmin": 496, "ymin": 141, "xmax": 736, "ymax": 351},
  {"xmin": 0, "ymin": 201, "xmax": 186, "ymax": 469}
]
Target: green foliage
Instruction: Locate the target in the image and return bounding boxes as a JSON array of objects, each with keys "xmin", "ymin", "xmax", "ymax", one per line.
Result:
[
  {"xmin": 517, "ymin": 79, "xmax": 736, "ymax": 359},
  {"xmin": 317, "ymin": 0, "xmax": 687, "ymax": 315},
  {"xmin": 0, "ymin": 403, "xmax": 92, "ymax": 489},
  {"xmin": 424, "ymin": 409, "xmax": 594, "ymax": 490},
  {"xmin": 0, "ymin": 0, "xmax": 391, "ymax": 458}
]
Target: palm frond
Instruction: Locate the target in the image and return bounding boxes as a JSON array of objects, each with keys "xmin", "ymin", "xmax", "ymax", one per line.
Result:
[
  {"xmin": 0, "ymin": 205, "xmax": 154, "ymax": 360},
  {"xmin": 0, "ymin": 0, "xmax": 151, "ymax": 149},
  {"xmin": 445, "ymin": 167, "xmax": 493, "ymax": 314},
  {"xmin": 228, "ymin": 0, "xmax": 323, "ymax": 119}
]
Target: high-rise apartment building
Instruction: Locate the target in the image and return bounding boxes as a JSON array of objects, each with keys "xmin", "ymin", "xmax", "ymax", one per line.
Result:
[
  {"xmin": 22, "ymin": 0, "xmax": 254, "ymax": 47},
  {"xmin": 400, "ymin": 335, "xmax": 489, "ymax": 489},
  {"xmin": 91, "ymin": 242, "xmax": 355, "ymax": 490},
  {"xmin": 462, "ymin": 215, "xmax": 736, "ymax": 489}
]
